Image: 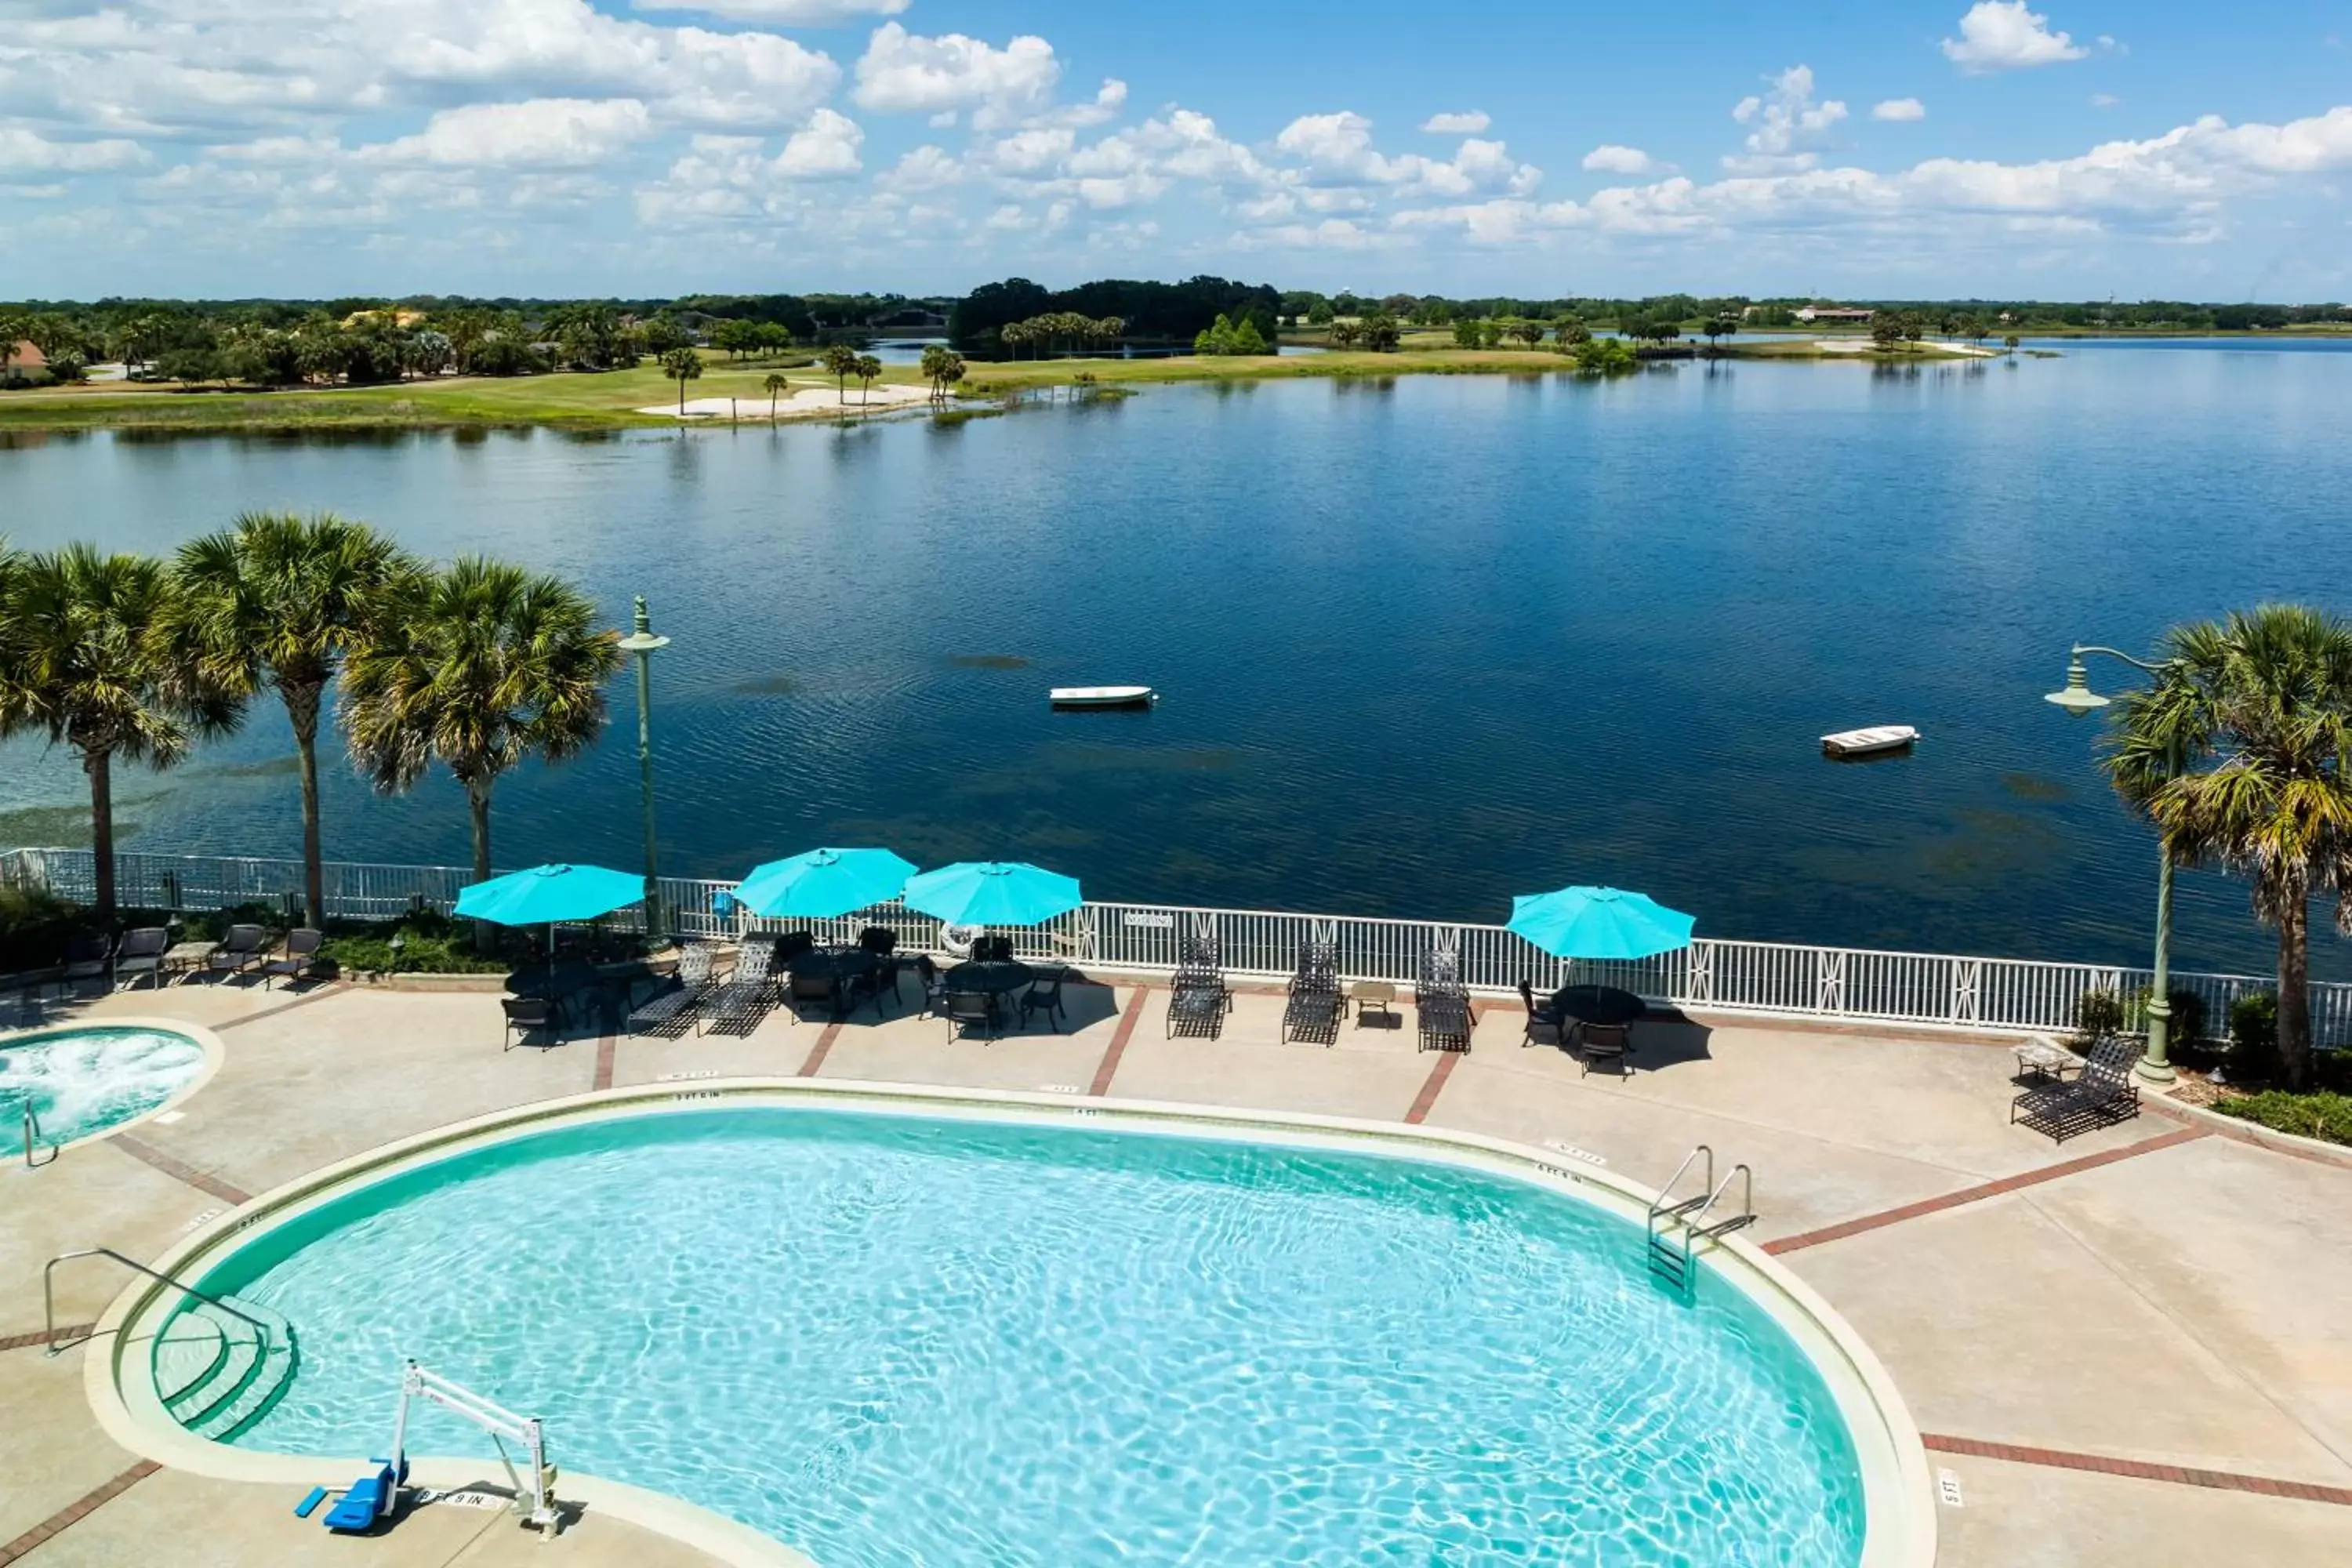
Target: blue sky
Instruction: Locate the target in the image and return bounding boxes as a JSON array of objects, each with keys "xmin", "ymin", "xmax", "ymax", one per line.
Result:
[{"xmin": 4, "ymin": 1, "xmax": 2350, "ymax": 299}]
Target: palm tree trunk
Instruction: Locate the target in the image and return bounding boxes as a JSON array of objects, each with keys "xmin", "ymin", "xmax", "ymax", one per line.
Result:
[
  {"xmin": 284, "ymin": 681, "xmax": 325, "ymax": 928},
  {"xmin": 468, "ymin": 779, "xmax": 495, "ymax": 954},
  {"xmin": 85, "ymin": 749, "xmax": 115, "ymax": 920},
  {"xmin": 2278, "ymin": 895, "xmax": 2313, "ymax": 1090}
]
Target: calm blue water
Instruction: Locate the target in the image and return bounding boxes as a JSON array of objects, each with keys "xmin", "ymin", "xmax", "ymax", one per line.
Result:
[
  {"xmin": 5, "ymin": 343, "xmax": 2350, "ymax": 975},
  {"xmin": 0, "ymin": 1027, "xmax": 205, "ymax": 1143},
  {"xmin": 211, "ymin": 1106, "xmax": 1868, "ymax": 1566}
]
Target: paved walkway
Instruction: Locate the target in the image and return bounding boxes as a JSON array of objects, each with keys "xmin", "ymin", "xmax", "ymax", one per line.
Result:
[{"xmin": 5, "ymin": 975, "xmax": 2350, "ymax": 1565}]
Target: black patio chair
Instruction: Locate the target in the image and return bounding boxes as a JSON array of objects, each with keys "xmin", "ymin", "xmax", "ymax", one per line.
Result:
[
  {"xmin": 206, "ymin": 924, "xmax": 270, "ymax": 980},
  {"xmin": 63, "ymin": 934, "xmax": 113, "ymax": 991},
  {"xmin": 975, "ymin": 935, "xmax": 1015, "ymax": 964},
  {"xmin": 627, "ymin": 943, "xmax": 714, "ymax": 1036},
  {"xmin": 1022, "ymin": 967, "xmax": 1070, "ymax": 1032},
  {"xmin": 789, "ymin": 968, "xmax": 844, "ymax": 1019},
  {"xmin": 1282, "ymin": 942, "xmax": 1345, "ymax": 1045},
  {"xmin": 502, "ymin": 994, "xmax": 561, "ymax": 1050},
  {"xmin": 858, "ymin": 927, "xmax": 904, "ymax": 1004},
  {"xmin": 699, "ymin": 943, "xmax": 776, "ymax": 1036},
  {"xmin": 114, "ymin": 927, "xmax": 170, "ymax": 990},
  {"xmin": 1417, "ymin": 993, "xmax": 1474, "ymax": 1054},
  {"xmin": 1577, "ymin": 1022, "xmax": 1632, "ymax": 1076},
  {"xmin": 2012, "ymin": 1035, "xmax": 2143, "ymax": 1142},
  {"xmin": 773, "ymin": 931, "xmax": 818, "ymax": 964},
  {"xmin": 1519, "ymin": 979, "xmax": 1567, "ymax": 1048},
  {"xmin": 944, "ymin": 989, "xmax": 998, "ymax": 1040},
  {"xmin": 260, "ymin": 928, "xmax": 325, "ymax": 991}
]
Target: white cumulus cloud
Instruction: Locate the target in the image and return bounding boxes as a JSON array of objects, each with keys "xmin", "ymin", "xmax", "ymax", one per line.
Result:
[
  {"xmin": 1582, "ymin": 143, "xmax": 1664, "ymax": 175},
  {"xmin": 365, "ymin": 98, "xmax": 653, "ymax": 168},
  {"xmin": 776, "ymin": 106, "xmax": 862, "ymax": 177},
  {"xmin": 852, "ymin": 23, "xmax": 1060, "ymax": 128},
  {"xmin": 1872, "ymin": 98, "xmax": 1927, "ymax": 122},
  {"xmin": 1421, "ymin": 111, "xmax": 1490, "ymax": 135},
  {"xmin": 1942, "ymin": 3, "xmax": 2090, "ymax": 73},
  {"xmin": 1726, "ymin": 65, "xmax": 1847, "ymax": 173},
  {"xmin": 0, "ymin": 128, "xmax": 149, "ymax": 173},
  {"xmin": 631, "ymin": 0, "xmax": 906, "ymax": 20}
]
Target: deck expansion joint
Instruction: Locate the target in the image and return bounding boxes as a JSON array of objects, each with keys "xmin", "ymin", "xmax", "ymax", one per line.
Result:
[
  {"xmin": 1403, "ymin": 1049, "xmax": 1462, "ymax": 1125},
  {"xmin": 0, "ymin": 1324, "xmax": 93, "ymax": 1355},
  {"xmin": 212, "ymin": 982, "xmax": 350, "ymax": 1030},
  {"xmin": 1088, "ymin": 986, "xmax": 1149, "ymax": 1096},
  {"xmin": 1922, "ymin": 1433, "xmax": 2352, "ymax": 1505},
  {"xmin": 1764, "ymin": 1127, "xmax": 2209, "ymax": 1254},
  {"xmin": 110, "ymin": 1133, "xmax": 253, "ymax": 1206},
  {"xmin": 0, "ymin": 1460, "xmax": 160, "ymax": 1566},
  {"xmin": 797, "ymin": 1021, "xmax": 846, "ymax": 1078}
]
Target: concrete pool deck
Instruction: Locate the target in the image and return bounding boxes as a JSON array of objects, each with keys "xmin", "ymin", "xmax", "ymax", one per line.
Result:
[{"xmin": 5, "ymin": 975, "xmax": 2350, "ymax": 1565}]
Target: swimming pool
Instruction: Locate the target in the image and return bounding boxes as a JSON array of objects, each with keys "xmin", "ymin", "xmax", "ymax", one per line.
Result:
[
  {"xmin": 147, "ymin": 1094, "xmax": 1923, "ymax": 1566},
  {"xmin": 0, "ymin": 1023, "xmax": 211, "ymax": 1149}
]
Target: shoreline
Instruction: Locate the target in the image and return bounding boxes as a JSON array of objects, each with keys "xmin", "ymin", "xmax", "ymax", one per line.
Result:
[{"xmin": 0, "ymin": 341, "xmax": 2016, "ymax": 434}]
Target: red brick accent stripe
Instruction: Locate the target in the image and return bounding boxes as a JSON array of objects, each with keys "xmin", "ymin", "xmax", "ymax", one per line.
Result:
[
  {"xmin": 1403, "ymin": 1050, "xmax": 1461, "ymax": 1125},
  {"xmin": 0, "ymin": 1461, "xmax": 160, "ymax": 1566},
  {"xmin": 109, "ymin": 1134, "xmax": 252, "ymax": 1207},
  {"xmin": 591, "ymin": 1033, "xmax": 618, "ymax": 1091},
  {"xmin": 0, "ymin": 1324, "xmax": 93, "ymax": 1354},
  {"xmin": 1088, "ymin": 987, "xmax": 1149, "ymax": 1097},
  {"xmin": 797, "ymin": 1021, "xmax": 845, "ymax": 1078},
  {"xmin": 1922, "ymin": 1433, "xmax": 2352, "ymax": 1506},
  {"xmin": 212, "ymin": 981, "xmax": 349, "ymax": 1030},
  {"xmin": 1766, "ymin": 1126, "xmax": 2208, "ymax": 1255}
]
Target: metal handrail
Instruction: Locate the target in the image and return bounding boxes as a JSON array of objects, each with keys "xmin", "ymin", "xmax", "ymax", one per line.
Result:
[
  {"xmin": 20, "ymin": 1098, "xmax": 56, "ymax": 1169},
  {"xmin": 1649, "ymin": 1145, "xmax": 1714, "ymax": 1225},
  {"xmin": 43, "ymin": 1247, "xmax": 268, "ymax": 1359},
  {"xmin": 1693, "ymin": 1164, "xmax": 1758, "ymax": 1240}
]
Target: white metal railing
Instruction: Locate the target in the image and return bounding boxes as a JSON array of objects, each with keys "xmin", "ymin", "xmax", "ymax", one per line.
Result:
[{"xmin": 5, "ymin": 844, "xmax": 2347, "ymax": 1045}]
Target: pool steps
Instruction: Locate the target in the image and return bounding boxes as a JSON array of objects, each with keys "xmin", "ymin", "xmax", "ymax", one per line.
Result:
[{"xmin": 159, "ymin": 1298, "xmax": 299, "ymax": 1442}]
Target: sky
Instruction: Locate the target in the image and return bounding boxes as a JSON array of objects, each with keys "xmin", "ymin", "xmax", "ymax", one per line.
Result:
[{"xmin": 3, "ymin": 1, "xmax": 2351, "ymax": 301}]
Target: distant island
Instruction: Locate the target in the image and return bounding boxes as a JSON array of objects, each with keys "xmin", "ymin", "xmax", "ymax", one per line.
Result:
[{"xmin": 2, "ymin": 281, "xmax": 2340, "ymax": 432}]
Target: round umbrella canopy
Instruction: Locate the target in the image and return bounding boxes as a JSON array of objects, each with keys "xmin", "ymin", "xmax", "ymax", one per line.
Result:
[
  {"xmin": 454, "ymin": 864, "xmax": 646, "ymax": 927},
  {"xmin": 734, "ymin": 848, "xmax": 916, "ymax": 920},
  {"xmin": 1506, "ymin": 886, "xmax": 1695, "ymax": 960},
  {"xmin": 902, "ymin": 862, "xmax": 1083, "ymax": 927}
]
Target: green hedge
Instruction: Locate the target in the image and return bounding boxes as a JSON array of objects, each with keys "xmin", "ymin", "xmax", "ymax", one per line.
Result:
[
  {"xmin": 319, "ymin": 910, "xmax": 509, "ymax": 975},
  {"xmin": 2213, "ymin": 1091, "xmax": 2352, "ymax": 1147}
]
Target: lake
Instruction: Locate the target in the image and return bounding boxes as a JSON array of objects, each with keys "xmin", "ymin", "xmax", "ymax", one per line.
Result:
[{"xmin": 6, "ymin": 342, "xmax": 2349, "ymax": 978}]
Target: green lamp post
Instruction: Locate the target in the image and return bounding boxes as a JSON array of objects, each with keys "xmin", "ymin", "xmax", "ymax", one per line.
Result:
[
  {"xmin": 2045, "ymin": 642, "xmax": 2182, "ymax": 1084},
  {"xmin": 617, "ymin": 597, "xmax": 671, "ymax": 940}
]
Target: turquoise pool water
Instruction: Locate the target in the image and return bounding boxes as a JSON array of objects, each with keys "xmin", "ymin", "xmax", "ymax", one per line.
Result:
[
  {"xmin": 0, "ymin": 1026, "xmax": 205, "ymax": 1145},
  {"xmin": 209, "ymin": 1107, "xmax": 1867, "ymax": 1566}
]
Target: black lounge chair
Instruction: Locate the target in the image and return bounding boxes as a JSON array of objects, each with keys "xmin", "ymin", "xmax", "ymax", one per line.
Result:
[
  {"xmin": 206, "ymin": 924, "xmax": 269, "ymax": 980},
  {"xmin": 114, "ymin": 927, "xmax": 169, "ymax": 990},
  {"xmin": 1417, "ymin": 993, "xmax": 1474, "ymax": 1053},
  {"xmin": 699, "ymin": 943, "xmax": 776, "ymax": 1036},
  {"xmin": 1519, "ymin": 980, "xmax": 1567, "ymax": 1048},
  {"xmin": 1022, "ymin": 967, "xmax": 1070, "ymax": 1032},
  {"xmin": 64, "ymin": 934, "xmax": 113, "ymax": 991},
  {"xmin": 944, "ymin": 989, "xmax": 999, "ymax": 1040},
  {"xmin": 260, "ymin": 929, "xmax": 325, "ymax": 990},
  {"xmin": 502, "ymin": 994, "xmax": 561, "ymax": 1050},
  {"xmin": 1281, "ymin": 942, "xmax": 1345, "ymax": 1045},
  {"xmin": 2012, "ymin": 1035, "xmax": 2143, "ymax": 1142},
  {"xmin": 628, "ymin": 944, "xmax": 714, "ymax": 1036},
  {"xmin": 1167, "ymin": 941, "xmax": 1231, "ymax": 1038},
  {"xmin": 1577, "ymin": 1022, "xmax": 1632, "ymax": 1076}
]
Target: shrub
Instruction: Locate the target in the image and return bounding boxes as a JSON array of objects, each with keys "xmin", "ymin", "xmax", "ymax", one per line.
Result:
[
  {"xmin": 0, "ymin": 884, "xmax": 85, "ymax": 972},
  {"xmin": 2071, "ymin": 988, "xmax": 2128, "ymax": 1050},
  {"xmin": 2162, "ymin": 989, "xmax": 2208, "ymax": 1050},
  {"xmin": 2230, "ymin": 992, "xmax": 2280, "ymax": 1082},
  {"xmin": 320, "ymin": 909, "xmax": 509, "ymax": 975},
  {"xmin": 2213, "ymin": 1090, "xmax": 2352, "ymax": 1147}
]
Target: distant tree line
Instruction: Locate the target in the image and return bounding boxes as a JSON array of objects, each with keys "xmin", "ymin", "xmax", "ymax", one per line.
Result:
[{"xmin": 951, "ymin": 277, "xmax": 1282, "ymax": 358}]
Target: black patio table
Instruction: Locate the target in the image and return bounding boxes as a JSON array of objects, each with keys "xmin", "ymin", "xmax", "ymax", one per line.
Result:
[
  {"xmin": 943, "ymin": 959, "xmax": 1035, "ymax": 997},
  {"xmin": 1553, "ymin": 984, "xmax": 1647, "ymax": 1028},
  {"xmin": 506, "ymin": 959, "xmax": 600, "ymax": 1001},
  {"xmin": 787, "ymin": 947, "xmax": 880, "ymax": 983}
]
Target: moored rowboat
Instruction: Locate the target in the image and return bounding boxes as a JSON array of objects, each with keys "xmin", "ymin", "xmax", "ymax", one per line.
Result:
[
  {"xmin": 1821, "ymin": 725, "xmax": 1920, "ymax": 757},
  {"xmin": 1050, "ymin": 686, "xmax": 1157, "ymax": 710}
]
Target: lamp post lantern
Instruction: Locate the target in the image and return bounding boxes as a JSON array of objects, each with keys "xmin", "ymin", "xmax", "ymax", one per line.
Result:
[
  {"xmin": 616, "ymin": 597, "xmax": 670, "ymax": 939},
  {"xmin": 2045, "ymin": 641, "xmax": 2180, "ymax": 1084}
]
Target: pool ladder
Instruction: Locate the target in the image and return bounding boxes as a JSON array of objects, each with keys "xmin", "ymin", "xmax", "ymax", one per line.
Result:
[
  {"xmin": 1646, "ymin": 1146, "xmax": 1756, "ymax": 1295},
  {"xmin": 18, "ymin": 1098, "xmax": 56, "ymax": 1169}
]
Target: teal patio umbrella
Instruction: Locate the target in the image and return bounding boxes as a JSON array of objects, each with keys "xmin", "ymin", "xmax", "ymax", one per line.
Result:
[
  {"xmin": 1506, "ymin": 886, "xmax": 1695, "ymax": 960},
  {"xmin": 902, "ymin": 862, "xmax": 1083, "ymax": 927},
  {"xmin": 734, "ymin": 848, "xmax": 916, "ymax": 920},
  {"xmin": 456, "ymin": 863, "xmax": 648, "ymax": 927}
]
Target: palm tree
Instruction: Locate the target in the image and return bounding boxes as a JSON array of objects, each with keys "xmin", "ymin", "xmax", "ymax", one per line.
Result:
[
  {"xmin": 822, "ymin": 344, "xmax": 860, "ymax": 405},
  {"xmin": 2107, "ymin": 606, "xmax": 2352, "ymax": 1088},
  {"xmin": 764, "ymin": 372, "xmax": 790, "ymax": 419},
  {"xmin": 165, "ymin": 512, "xmax": 409, "ymax": 927},
  {"xmin": 920, "ymin": 345, "xmax": 966, "ymax": 402},
  {"xmin": 339, "ymin": 558, "xmax": 620, "ymax": 922},
  {"xmin": 660, "ymin": 347, "xmax": 702, "ymax": 413},
  {"xmin": 854, "ymin": 354, "xmax": 883, "ymax": 405},
  {"xmin": 998, "ymin": 321, "xmax": 1029, "ymax": 361},
  {"xmin": 0, "ymin": 545, "xmax": 238, "ymax": 918}
]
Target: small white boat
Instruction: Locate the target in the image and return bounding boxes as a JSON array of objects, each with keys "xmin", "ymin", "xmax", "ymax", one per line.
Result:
[
  {"xmin": 1821, "ymin": 724, "xmax": 1920, "ymax": 758},
  {"xmin": 1050, "ymin": 685, "xmax": 1156, "ymax": 710}
]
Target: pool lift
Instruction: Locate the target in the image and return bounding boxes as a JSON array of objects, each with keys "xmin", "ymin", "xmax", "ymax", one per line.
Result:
[{"xmin": 311, "ymin": 1361, "xmax": 559, "ymax": 1537}]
